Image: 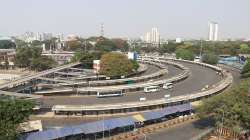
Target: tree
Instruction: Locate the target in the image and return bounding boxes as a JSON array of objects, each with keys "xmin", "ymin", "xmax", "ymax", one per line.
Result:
[
  {"xmin": 79, "ymin": 51, "xmax": 104, "ymax": 69},
  {"xmin": 112, "ymin": 38, "xmax": 129, "ymax": 52},
  {"xmin": 95, "ymin": 38, "xmax": 116, "ymax": 52},
  {"xmin": 175, "ymin": 48, "xmax": 194, "ymax": 60},
  {"xmin": 71, "ymin": 49, "xmax": 84, "ymax": 62},
  {"xmin": 31, "ymin": 40, "xmax": 43, "ymax": 47},
  {"xmin": 130, "ymin": 60, "xmax": 139, "ymax": 71},
  {"xmin": 158, "ymin": 42, "xmax": 177, "ymax": 54},
  {"xmin": 0, "ymin": 97, "xmax": 34, "ymax": 140},
  {"xmin": 241, "ymin": 59, "xmax": 250, "ymax": 78},
  {"xmin": 239, "ymin": 44, "xmax": 250, "ymax": 54},
  {"xmin": 66, "ymin": 40, "xmax": 82, "ymax": 51},
  {"xmin": 14, "ymin": 39, "xmax": 27, "ymax": 48},
  {"xmin": 31, "ymin": 56, "xmax": 57, "ymax": 71},
  {"xmin": 15, "ymin": 47, "xmax": 33, "ymax": 68},
  {"xmin": 202, "ymin": 52, "xmax": 218, "ymax": 65},
  {"xmin": 15, "ymin": 46, "xmax": 57, "ymax": 71},
  {"xmin": 197, "ymin": 79, "xmax": 250, "ymax": 133},
  {"xmin": 100, "ymin": 52, "xmax": 134, "ymax": 77},
  {"xmin": 0, "ymin": 40, "xmax": 16, "ymax": 49}
]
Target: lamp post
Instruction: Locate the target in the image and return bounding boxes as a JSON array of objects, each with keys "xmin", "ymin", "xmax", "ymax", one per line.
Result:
[
  {"xmin": 218, "ymin": 108, "xmax": 225, "ymax": 140},
  {"xmin": 142, "ymin": 133, "xmax": 147, "ymax": 140},
  {"xmin": 199, "ymin": 39, "xmax": 203, "ymax": 62}
]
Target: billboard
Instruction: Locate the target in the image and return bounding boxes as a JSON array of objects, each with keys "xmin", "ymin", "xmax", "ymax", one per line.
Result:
[{"xmin": 93, "ymin": 60, "xmax": 100, "ymax": 73}]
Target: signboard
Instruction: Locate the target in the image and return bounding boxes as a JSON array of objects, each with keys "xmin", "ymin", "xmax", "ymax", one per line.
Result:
[{"xmin": 93, "ymin": 60, "xmax": 100, "ymax": 74}]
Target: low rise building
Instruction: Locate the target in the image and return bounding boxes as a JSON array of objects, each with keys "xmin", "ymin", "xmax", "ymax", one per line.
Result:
[
  {"xmin": 0, "ymin": 49, "xmax": 15, "ymax": 68},
  {"xmin": 42, "ymin": 51, "xmax": 74, "ymax": 65}
]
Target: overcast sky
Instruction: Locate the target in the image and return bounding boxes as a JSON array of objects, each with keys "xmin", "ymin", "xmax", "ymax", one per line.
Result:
[{"xmin": 0, "ymin": 0, "xmax": 249, "ymax": 39}]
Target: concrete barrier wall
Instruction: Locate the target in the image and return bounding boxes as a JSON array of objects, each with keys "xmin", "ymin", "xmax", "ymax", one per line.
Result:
[
  {"xmin": 52, "ymin": 56, "xmax": 233, "ymax": 113},
  {"xmin": 37, "ymin": 59, "xmax": 190, "ymax": 94},
  {"xmin": 87, "ymin": 61, "xmax": 167, "ymax": 86}
]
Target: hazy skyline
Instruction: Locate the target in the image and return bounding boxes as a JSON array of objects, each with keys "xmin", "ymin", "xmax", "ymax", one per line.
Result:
[{"xmin": 0, "ymin": 0, "xmax": 249, "ymax": 39}]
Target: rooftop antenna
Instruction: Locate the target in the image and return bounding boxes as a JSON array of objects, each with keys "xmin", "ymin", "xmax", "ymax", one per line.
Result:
[{"xmin": 100, "ymin": 23, "xmax": 104, "ymax": 37}]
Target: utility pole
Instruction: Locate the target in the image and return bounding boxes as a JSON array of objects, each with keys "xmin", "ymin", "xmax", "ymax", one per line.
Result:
[
  {"xmin": 102, "ymin": 116, "xmax": 105, "ymax": 139},
  {"xmin": 199, "ymin": 39, "xmax": 203, "ymax": 61},
  {"xmin": 218, "ymin": 108, "xmax": 225, "ymax": 140},
  {"xmin": 100, "ymin": 23, "xmax": 104, "ymax": 37}
]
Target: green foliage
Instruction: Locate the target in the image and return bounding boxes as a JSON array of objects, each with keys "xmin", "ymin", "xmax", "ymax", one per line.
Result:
[
  {"xmin": 95, "ymin": 38, "xmax": 116, "ymax": 52},
  {"xmin": 71, "ymin": 50, "xmax": 84, "ymax": 62},
  {"xmin": 132, "ymin": 40, "xmax": 250, "ymax": 56},
  {"xmin": 31, "ymin": 40, "xmax": 43, "ymax": 47},
  {"xmin": 130, "ymin": 60, "xmax": 139, "ymax": 71},
  {"xmin": 202, "ymin": 52, "xmax": 219, "ymax": 65},
  {"xmin": 175, "ymin": 48, "xmax": 195, "ymax": 60},
  {"xmin": 71, "ymin": 50, "xmax": 105, "ymax": 69},
  {"xmin": 100, "ymin": 52, "xmax": 134, "ymax": 77},
  {"xmin": 0, "ymin": 97, "xmax": 34, "ymax": 140},
  {"xmin": 15, "ymin": 47, "xmax": 34, "ymax": 67},
  {"xmin": 31, "ymin": 56, "xmax": 57, "ymax": 71},
  {"xmin": 239, "ymin": 44, "xmax": 250, "ymax": 54},
  {"xmin": 159, "ymin": 42, "xmax": 177, "ymax": 54},
  {"xmin": 80, "ymin": 51, "xmax": 104, "ymax": 68},
  {"xmin": 15, "ymin": 46, "xmax": 57, "ymax": 71},
  {"xmin": 196, "ymin": 79, "xmax": 250, "ymax": 132},
  {"xmin": 112, "ymin": 39, "xmax": 129, "ymax": 52},
  {"xmin": 66, "ymin": 40, "xmax": 82, "ymax": 51},
  {"xmin": 241, "ymin": 59, "xmax": 250, "ymax": 78},
  {"xmin": 14, "ymin": 39, "xmax": 27, "ymax": 48},
  {"xmin": 0, "ymin": 40, "xmax": 16, "ymax": 49}
]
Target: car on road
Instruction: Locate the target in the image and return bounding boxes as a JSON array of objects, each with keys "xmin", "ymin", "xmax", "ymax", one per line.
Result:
[{"xmin": 163, "ymin": 82, "xmax": 173, "ymax": 90}]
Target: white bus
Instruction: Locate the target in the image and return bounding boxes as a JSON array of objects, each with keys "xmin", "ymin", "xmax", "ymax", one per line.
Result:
[
  {"xmin": 97, "ymin": 90, "xmax": 123, "ymax": 98},
  {"xmin": 144, "ymin": 85, "xmax": 160, "ymax": 93},
  {"xmin": 163, "ymin": 82, "xmax": 173, "ymax": 90},
  {"xmin": 139, "ymin": 97, "xmax": 146, "ymax": 101}
]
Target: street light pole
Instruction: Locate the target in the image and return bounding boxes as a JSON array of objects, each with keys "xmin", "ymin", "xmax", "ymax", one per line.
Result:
[
  {"xmin": 199, "ymin": 39, "xmax": 203, "ymax": 61},
  {"xmin": 142, "ymin": 133, "xmax": 147, "ymax": 140},
  {"xmin": 102, "ymin": 116, "xmax": 105, "ymax": 140},
  {"xmin": 218, "ymin": 109, "xmax": 225, "ymax": 140}
]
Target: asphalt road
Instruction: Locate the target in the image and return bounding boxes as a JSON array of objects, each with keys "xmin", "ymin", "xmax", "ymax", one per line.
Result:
[
  {"xmin": 140, "ymin": 118, "xmax": 213, "ymax": 140},
  {"xmin": 34, "ymin": 64, "xmax": 241, "ymax": 140},
  {"xmin": 41, "ymin": 61, "xmax": 220, "ymax": 107},
  {"xmin": 138, "ymin": 65, "xmax": 241, "ymax": 140}
]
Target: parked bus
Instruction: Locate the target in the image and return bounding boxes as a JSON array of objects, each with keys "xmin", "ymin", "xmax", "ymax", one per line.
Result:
[
  {"xmin": 144, "ymin": 85, "xmax": 160, "ymax": 93},
  {"xmin": 97, "ymin": 90, "xmax": 123, "ymax": 98},
  {"xmin": 163, "ymin": 82, "xmax": 173, "ymax": 90}
]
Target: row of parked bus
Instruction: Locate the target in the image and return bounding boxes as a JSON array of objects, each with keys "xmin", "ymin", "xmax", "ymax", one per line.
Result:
[
  {"xmin": 96, "ymin": 82, "xmax": 173, "ymax": 98},
  {"xmin": 144, "ymin": 82, "xmax": 173, "ymax": 93}
]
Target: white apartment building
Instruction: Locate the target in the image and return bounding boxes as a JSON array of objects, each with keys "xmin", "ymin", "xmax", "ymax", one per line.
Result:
[
  {"xmin": 142, "ymin": 27, "xmax": 160, "ymax": 45},
  {"xmin": 208, "ymin": 22, "xmax": 219, "ymax": 41}
]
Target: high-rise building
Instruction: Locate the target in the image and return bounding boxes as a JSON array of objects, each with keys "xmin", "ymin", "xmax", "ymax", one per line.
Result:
[
  {"xmin": 208, "ymin": 22, "xmax": 219, "ymax": 41},
  {"xmin": 56, "ymin": 34, "xmax": 64, "ymax": 41},
  {"xmin": 145, "ymin": 32, "xmax": 151, "ymax": 43},
  {"xmin": 142, "ymin": 27, "xmax": 160, "ymax": 45},
  {"xmin": 151, "ymin": 27, "xmax": 160, "ymax": 43}
]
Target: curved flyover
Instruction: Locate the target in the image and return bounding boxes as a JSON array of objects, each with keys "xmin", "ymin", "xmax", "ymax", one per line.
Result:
[
  {"xmin": 35, "ymin": 60, "xmax": 189, "ymax": 94},
  {"xmin": 51, "ymin": 56, "xmax": 233, "ymax": 115}
]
